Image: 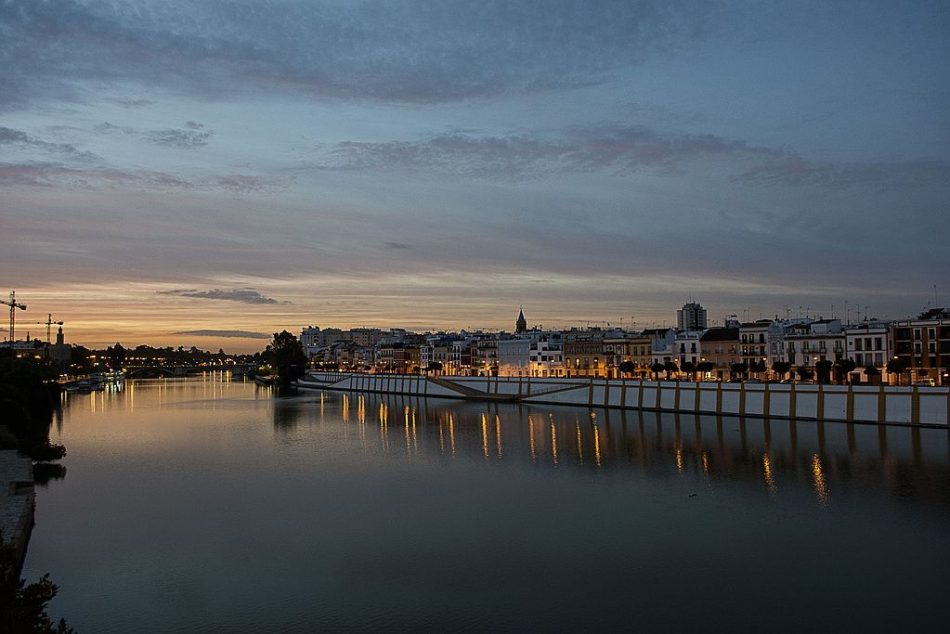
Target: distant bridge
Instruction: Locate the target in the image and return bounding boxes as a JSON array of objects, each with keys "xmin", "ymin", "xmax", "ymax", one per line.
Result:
[{"xmin": 123, "ymin": 364, "xmax": 257, "ymax": 379}]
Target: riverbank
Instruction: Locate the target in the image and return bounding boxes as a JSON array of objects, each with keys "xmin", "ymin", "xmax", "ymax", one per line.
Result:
[
  {"xmin": 297, "ymin": 372, "xmax": 950, "ymax": 427},
  {"xmin": 0, "ymin": 450, "xmax": 34, "ymax": 574}
]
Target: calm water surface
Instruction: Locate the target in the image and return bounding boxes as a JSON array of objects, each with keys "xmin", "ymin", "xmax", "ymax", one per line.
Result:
[{"xmin": 24, "ymin": 375, "xmax": 950, "ymax": 632}]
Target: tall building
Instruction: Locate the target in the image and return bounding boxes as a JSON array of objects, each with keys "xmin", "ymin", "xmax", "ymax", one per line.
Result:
[
  {"xmin": 677, "ymin": 301, "xmax": 708, "ymax": 331},
  {"xmin": 516, "ymin": 307, "xmax": 528, "ymax": 334}
]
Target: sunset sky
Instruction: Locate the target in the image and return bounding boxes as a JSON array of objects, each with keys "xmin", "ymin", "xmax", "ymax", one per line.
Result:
[{"xmin": 2, "ymin": 1, "xmax": 948, "ymax": 352}]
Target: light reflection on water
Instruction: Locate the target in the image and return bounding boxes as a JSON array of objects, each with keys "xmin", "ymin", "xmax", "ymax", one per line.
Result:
[{"xmin": 24, "ymin": 375, "xmax": 950, "ymax": 632}]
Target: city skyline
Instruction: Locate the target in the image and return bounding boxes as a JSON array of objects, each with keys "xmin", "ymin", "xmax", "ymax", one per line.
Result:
[{"xmin": 2, "ymin": 1, "xmax": 948, "ymax": 352}]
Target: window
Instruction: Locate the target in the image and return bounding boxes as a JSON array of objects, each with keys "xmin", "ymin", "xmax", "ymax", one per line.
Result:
[
  {"xmin": 929, "ymin": 342, "xmax": 936, "ymax": 354},
  {"xmin": 914, "ymin": 329, "xmax": 921, "ymax": 340},
  {"xmin": 928, "ymin": 328, "xmax": 936, "ymax": 339},
  {"xmin": 874, "ymin": 337, "xmax": 882, "ymax": 351},
  {"xmin": 855, "ymin": 339, "xmax": 863, "ymax": 351},
  {"xmin": 856, "ymin": 353, "xmax": 864, "ymax": 365}
]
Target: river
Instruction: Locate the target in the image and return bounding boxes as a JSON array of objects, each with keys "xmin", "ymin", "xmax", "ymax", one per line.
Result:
[{"xmin": 23, "ymin": 374, "xmax": 950, "ymax": 631}]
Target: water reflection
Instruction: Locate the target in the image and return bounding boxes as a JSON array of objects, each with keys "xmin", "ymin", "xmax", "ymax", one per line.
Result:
[
  {"xmin": 36, "ymin": 378, "xmax": 950, "ymax": 631},
  {"xmin": 262, "ymin": 389, "xmax": 950, "ymax": 510},
  {"xmin": 60, "ymin": 379, "xmax": 950, "ymax": 510}
]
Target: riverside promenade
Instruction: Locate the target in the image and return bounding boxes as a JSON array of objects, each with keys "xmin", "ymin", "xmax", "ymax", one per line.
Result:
[
  {"xmin": 0, "ymin": 450, "xmax": 34, "ymax": 573},
  {"xmin": 297, "ymin": 372, "xmax": 950, "ymax": 427}
]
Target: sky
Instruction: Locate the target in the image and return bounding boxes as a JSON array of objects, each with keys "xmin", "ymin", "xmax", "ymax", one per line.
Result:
[{"xmin": 1, "ymin": 0, "xmax": 948, "ymax": 352}]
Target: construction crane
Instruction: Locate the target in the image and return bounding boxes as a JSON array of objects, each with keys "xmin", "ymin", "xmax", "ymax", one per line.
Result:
[
  {"xmin": 29, "ymin": 314, "xmax": 64, "ymax": 344},
  {"xmin": 1, "ymin": 291, "xmax": 27, "ymax": 342}
]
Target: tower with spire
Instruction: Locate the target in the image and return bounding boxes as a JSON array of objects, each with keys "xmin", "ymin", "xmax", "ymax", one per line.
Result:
[{"xmin": 516, "ymin": 307, "xmax": 527, "ymax": 334}]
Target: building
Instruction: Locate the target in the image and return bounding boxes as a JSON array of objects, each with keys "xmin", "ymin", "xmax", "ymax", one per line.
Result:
[
  {"xmin": 699, "ymin": 327, "xmax": 741, "ymax": 378},
  {"xmin": 673, "ymin": 330, "xmax": 703, "ymax": 368},
  {"xmin": 642, "ymin": 328, "xmax": 676, "ymax": 366},
  {"xmin": 497, "ymin": 337, "xmax": 532, "ymax": 376},
  {"xmin": 516, "ymin": 308, "xmax": 528, "ymax": 334},
  {"xmin": 604, "ymin": 332, "xmax": 653, "ymax": 377},
  {"xmin": 844, "ymin": 320, "xmax": 890, "ymax": 383},
  {"xmin": 677, "ymin": 301, "xmax": 708, "ymax": 331},
  {"xmin": 563, "ymin": 329, "xmax": 607, "ymax": 377},
  {"xmin": 784, "ymin": 319, "xmax": 845, "ymax": 370},
  {"xmin": 49, "ymin": 327, "xmax": 71, "ymax": 365},
  {"xmin": 529, "ymin": 333, "xmax": 564, "ymax": 377},
  {"xmin": 300, "ymin": 326, "xmax": 343, "ymax": 359},
  {"xmin": 891, "ymin": 308, "xmax": 950, "ymax": 385},
  {"xmin": 470, "ymin": 336, "xmax": 499, "ymax": 375},
  {"xmin": 739, "ymin": 319, "xmax": 771, "ymax": 370}
]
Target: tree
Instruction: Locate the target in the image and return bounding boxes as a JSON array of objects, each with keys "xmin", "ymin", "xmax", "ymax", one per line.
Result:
[
  {"xmin": 696, "ymin": 361, "xmax": 715, "ymax": 380},
  {"xmin": 835, "ymin": 359, "xmax": 857, "ymax": 384},
  {"xmin": 815, "ymin": 359, "xmax": 834, "ymax": 384},
  {"xmin": 730, "ymin": 362, "xmax": 748, "ymax": 381},
  {"xmin": 106, "ymin": 343, "xmax": 127, "ymax": 368},
  {"xmin": 650, "ymin": 361, "xmax": 664, "ymax": 380},
  {"xmin": 772, "ymin": 361, "xmax": 791, "ymax": 381},
  {"xmin": 796, "ymin": 365, "xmax": 814, "ymax": 381},
  {"xmin": 886, "ymin": 358, "xmax": 906, "ymax": 385},
  {"xmin": 426, "ymin": 361, "xmax": 443, "ymax": 374},
  {"xmin": 618, "ymin": 360, "xmax": 636, "ymax": 377},
  {"xmin": 265, "ymin": 331, "xmax": 307, "ymax": 387},
  {"xmin": 663, "ymin": 361, "xmax": 679, "ymax": 380},
  {"xmin": 681, "ymin": 361, "xmax": 696, "ymax": 381}
]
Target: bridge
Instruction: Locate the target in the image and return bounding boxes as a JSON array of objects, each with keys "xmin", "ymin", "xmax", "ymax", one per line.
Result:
[{"xmin": 123, "ymin": 364, "xmax": 258, "ymax": 379}]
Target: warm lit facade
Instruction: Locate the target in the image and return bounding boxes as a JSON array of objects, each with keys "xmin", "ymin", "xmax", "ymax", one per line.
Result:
[
  {"xmin": 699, "ymin": 327, "xmax": 740, "ymax": 378},
  {"xmin": 604, "ymin": 333, "xmax": 652, "ymax": 377},
  {"xmin": 564, "ymin": 330, "xmax": 606, "ymax": 377},
  {"xmin": 891, "ymin": 308, "xmax": 950, "ymax": 385}
]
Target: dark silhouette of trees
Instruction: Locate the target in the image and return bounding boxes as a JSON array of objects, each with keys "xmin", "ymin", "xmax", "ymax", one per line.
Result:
[
  {"xmin": 265, "ymin": 331, "xmax": 307, "ymax": 387},
  {"xmin": 835, "ymin": 359, "xmax": 857, "ymax": 383},
  {"xmin": 663, "ymin": 361, "xmax": 679, "ymax": 380},
  {"xmin": 886, "ymin": 358, "xmax": 907, "ymax": 385},
  {"xmin": 796, "ymin": 365, "xmax": 814, "ymax": 381},
  {"xmin": 815, "ymin": 359, "xmax": 834, "ymax": 384},
  {"xmin": 772, "ymin": 361, "xmax": 791, "ymax": 381},
  {"xmin": 681, "ymin": 361, "xmax": 696, "ymax": 381}
]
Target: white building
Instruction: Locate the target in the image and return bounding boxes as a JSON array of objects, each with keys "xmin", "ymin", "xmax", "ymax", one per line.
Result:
[
  {"xmin": 677, "ymin": 302, "xmax": 708, "ymax": 331},
  {"xmin": 673, "ymin": 330, "xmax": 704, "ymax": 367},
  {"xmin": 784, "ymin": 319, "xmax": 845, "ymax": 368},
  {"xmin": 845, "ymin": 320, "xmax": 890, "ymax": 381},
  {"xmin": 497, "ymin": 337, "xmax": 532, "ymax": 376},
  {"xmin": 643, "ymin": 328, "xmax": 676, "ymax": 365},
  {"xmin": 528, "ymin": 333, "xmax": 564, "ymax": 377}
]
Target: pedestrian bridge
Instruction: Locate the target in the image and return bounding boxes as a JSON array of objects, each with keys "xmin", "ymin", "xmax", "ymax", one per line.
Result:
[{"xmin": 297, "ymin": 371, "xmax": 950, "ymax": 427}]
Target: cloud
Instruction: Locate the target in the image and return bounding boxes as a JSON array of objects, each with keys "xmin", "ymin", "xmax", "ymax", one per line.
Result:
[
  {"xmin": 735, "ymin": 156, "xmax": 949, "ymax": 191},
  {"xmin": 95, "ymin": 121, "xmax": 215, "ymax": 149},
  {"xmin": 0, "ymin": 161, "xmax": 281, "ymax": 192},
  {"xmin": 147, "ymin": 127, "xmax": 213, "ymax": 148},
  {"xmin": 385, "ymin": 241, "xmax": 411, "ymax": 249},
  {"xmin": 0, "ymin": 126, "xmax": 99, "ymax": 160},
  {"xmin": 174, "ymin": 329, "xmax": 270, "ymax": 339},
  {"xmin": 317, "ymin": 126, "xmax": 762, "ymax": 178},
  {"xmin": 108, "ymin": 97, "xmax": 154, "ymax": 108},
  {"xmin": 160, "ymin": 288, "xmax": 286, "ymax": 305},
  {"xmin": 314, "ymin": 125, "xmax": 950, "ymax": 191},
  {"xmin": 0, "ymin": 0, "xmax": 706, "ymax": 107}
]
